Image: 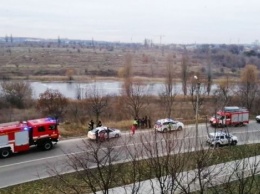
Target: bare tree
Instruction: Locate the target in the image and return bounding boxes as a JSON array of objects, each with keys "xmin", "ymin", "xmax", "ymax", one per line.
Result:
[
  {"xmin": 188, "ymin": 75, "xmax": 207, "ymax": 114},
  {"xmin": 122, "ymin": 82, "xmax": 149, "ymax": 119},
  {"xmin": 119, "ymin": 53, "xmax": 150, "ymax": 119},
  {"xmin": 124, "ymin": 129, "xmax": 231, "ymax": 194},
  {"xmin": 238, "ymin": 64, "xmax": 259, "ymax": 111},
  {"xmin": 75, "ymin": 84, "xmax": 82, "ymax": 100},
  {"xmin": 208, "ymin": 146, "xmax": 260, "ymax": 194},
  {"xmin": 36, "ymin": 89, "xmax": 68, "ymax": 119},
  {"xmin": 209, "ymin": 75, "xmax": 233, "ymax": 130},
  {"xmin": 84, "ymin": 83, "xmax": 110, "ymax": 124},
  {"xmin": 66, "ymin": 100, "xmax": 86, "ymax": 124},
  {"xmin": 139, "ymin": 132, "xmax": 186, "ymax": 193},
  {"xmin": 214, "ymin": 75, "xmax": 232, "ymax": 107},
  {"xmin": 188, "ymin": 146, "xmax": 220, "ymax": 194},
  {"xmin": 121, "ymin": 53, "xmax": 133, "ymax": 97},
  {"xmin": 252, "ymin": 90, "xmax": 260, "ymax": 115},
  {"xmin": 1, "ymin": 81, "xmax": 33, "ymax": 108},
  {"xmin": 181, "ymin": 53, "xmax": 189, "ymax": 96},
  {"xmin": 222, "ymin": 158, "xmax": 260, "ymax": 194},
  {"xmin": 43, "ymin": 125, "xmax": 260, "ymax": 194},
  {"xmin": 120, "ymin": 138, "xmax": 145, "ymax": 194},
  {"xmin": 46, "ymin": 140, "xmax": 124, "ymax": 194},
  {"xmin": 206, "ymin": 50, "xmax": 213, "ymax": 96},
  {"xmin": 159, "ymin": 55, "xmax": 177, "ymax": 118}
]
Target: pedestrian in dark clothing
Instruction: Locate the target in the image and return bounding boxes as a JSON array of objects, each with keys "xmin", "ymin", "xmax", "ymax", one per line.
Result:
[
  {"xmin": 88, "ymin": 120, "xmax": 94, "ymax": 131},
  {"xmin": 144, "ymin": 116, "xmax": 148, "ymax": 128},
  {"xmin": 137, "ymin": 117, "xmax": 141, "ymax": 128},
  {"xmin": 106, "ymin": 127, "xmax": 110, "ymax": 141},
  {"xmin": 141, "ymin": 117, "xmax": 145, "ymax": 128},
  {"xmin": 148, "ymin": 117, "xmax": 151, "ymax": 128},
  {"xmin": 97, "ymin": 120, "xmax": 102, "ymax": 127},
  {"xmin": 99, "ymin": 131, "xmax": 105, "ymax": 142},
  {"xmin": 95, "ymin": 130, "xmax": 99, "ymax": 143}
]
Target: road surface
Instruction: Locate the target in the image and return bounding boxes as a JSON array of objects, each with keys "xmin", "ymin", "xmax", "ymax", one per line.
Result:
[{"xmin": 0, "ymin": 121, "xmax": 260, "ymax": 189}]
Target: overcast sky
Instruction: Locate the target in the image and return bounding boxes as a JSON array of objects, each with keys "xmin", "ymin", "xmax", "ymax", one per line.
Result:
[{"xmin": 1, "ymin": 0, "xmax": 260, "ymax": 44}]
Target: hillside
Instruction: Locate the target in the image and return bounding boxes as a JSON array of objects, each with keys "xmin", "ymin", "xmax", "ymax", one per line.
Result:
[{"xmin": 0, "ymin": 40, "xmax": 260, "ymax": 82}]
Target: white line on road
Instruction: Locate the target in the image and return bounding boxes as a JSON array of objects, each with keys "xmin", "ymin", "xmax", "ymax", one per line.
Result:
[{"xmin": 1, "ymin": 129, "xmax": 260, "ymax": 169}]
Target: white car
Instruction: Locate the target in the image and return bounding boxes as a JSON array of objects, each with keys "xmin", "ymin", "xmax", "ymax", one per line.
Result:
[
  {"xmin": 206, "ymin": 131, "xmax": 238, "ymax": 147},
  {"xmin": 256, "ymin": 115, "xmax": 260, "ymax": 123},
  {"xmin": 87, "ymin": 126, "xmax": 121, "ymax": 140},
  {"xmin": 154, "ymin": 118, "xmax": 184, "ymax": 132}
]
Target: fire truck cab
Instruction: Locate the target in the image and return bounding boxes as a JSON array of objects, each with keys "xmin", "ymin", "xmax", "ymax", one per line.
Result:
[
  {"xmin": 0, "ymin": 118, "xmax": 59, "ymax": 158},
  {"xmin": 209, "ymin": 106, "xmax": 249, "ymax": 127}
]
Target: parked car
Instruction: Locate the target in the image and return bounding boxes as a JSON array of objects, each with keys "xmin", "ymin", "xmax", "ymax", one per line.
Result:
[
  {"xmin": 206, "ymin": 131, "xmax": 238, "ymax": 147},
  {"xmin": 154, "ymin": 118, "xmax": 184, "ymax": 132},
  {"xmin": 256, "ymin": 115, "xmax": 260, "ymax": 123},
  {"xmin": 87, "ymin": 126, "xmax": 121, "ymax": 140}
]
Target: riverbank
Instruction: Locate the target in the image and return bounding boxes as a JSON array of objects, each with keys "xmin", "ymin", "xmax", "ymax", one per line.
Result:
[
  {"xmin": 6, "ymin": 75, "xmax": 167, "ymax": 83},
  {"xmin": 4, "ymin": 74, "xmax": 241, "ymax": 84}
]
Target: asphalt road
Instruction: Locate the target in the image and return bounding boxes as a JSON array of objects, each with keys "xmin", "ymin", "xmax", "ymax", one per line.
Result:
[{"xmin": 1, "ymin": 121, "xmax": 260, "ymax": 189}]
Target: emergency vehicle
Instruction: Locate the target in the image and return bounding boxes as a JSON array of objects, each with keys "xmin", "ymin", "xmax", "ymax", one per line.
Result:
[
  {"xmin": 209, "ymin": 106, "xmax": 249, "ymax": 127},
  {"xmin": 0, "ymin": 117, "xmax": 60, "ymax": 158}
]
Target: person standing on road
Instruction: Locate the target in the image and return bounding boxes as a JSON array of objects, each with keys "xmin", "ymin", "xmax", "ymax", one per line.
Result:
[
  {"xmin": 148, "ymin": 117, "xmax": 152, "ymax": 128},
  {"xmin": 88, "ymin": 120, "xmax": 94, "ymax": 131},
  {"xmin": 99, "ymin": 131, "xmax": 105, "ymax": 142},
  {"xmin": 144, "ymin": 116, "xmax": 148, "ymax": 128},
  {"xmin": 97, "ymin": 120, "xmax": 102, "ymax": 127},
  {"xmin": 141, "ymin": 117, "xmax": 145, "ymax": 128},
  {"xmin": 131, "ymin": 124, "xmax": 136, "ymax": 135},
  {"xmin": 106, "ymin": 127, "xmax": 110, "ymax": 141},
  {"xmin": 95, "ymin": 130, "xmax": 99, "ymax": 143}
]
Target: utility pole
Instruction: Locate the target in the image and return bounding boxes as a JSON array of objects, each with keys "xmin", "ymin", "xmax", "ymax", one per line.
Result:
[{"xmin": 194, "ymin": 75, "xmax": 200, "ymax": 149}]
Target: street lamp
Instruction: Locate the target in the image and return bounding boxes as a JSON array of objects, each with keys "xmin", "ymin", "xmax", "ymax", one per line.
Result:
[{"xmin": 194, "ymin": 75, "xmax": 200, "ymax": 149}]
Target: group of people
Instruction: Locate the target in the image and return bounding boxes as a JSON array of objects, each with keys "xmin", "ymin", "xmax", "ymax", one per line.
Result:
[
  {"xmin": 131, "ymin": 116, "xmax": 152, "ymax": 135},
  {"xmin": 88, "ymin": 119, "xmax": 108, "ymax": 143},
  {"xmin": 134, "ymin": 116, "xmax": 152, "ymax": 129},
  {"xmin": 88, "ymin": 119, "xmax": 102, "ymax": 131},
  {"xmin": 95, "ymin": 127, "xmax": 110, "ymax": 143}
]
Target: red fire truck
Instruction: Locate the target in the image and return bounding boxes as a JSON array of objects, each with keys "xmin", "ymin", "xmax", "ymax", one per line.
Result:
[
  {"xmin": 0, "ymin": 117, "xmax": 60, "ymax": 158},
  {"xmin": 209, "ymin": 106, "xmax": 249, "ymax": 127}
]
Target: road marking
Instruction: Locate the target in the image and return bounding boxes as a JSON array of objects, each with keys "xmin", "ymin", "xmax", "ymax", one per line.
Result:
[
  {"xmin": 0, "ymin": 143, "xmax": 136, "ymax": 169},
  {"xmin": 1, "ymin": 129, "xmax": 259, "ymax": 169},
  {"xmin": 0, "ymin": 154, "xmax": 67, "ymax": 169}
]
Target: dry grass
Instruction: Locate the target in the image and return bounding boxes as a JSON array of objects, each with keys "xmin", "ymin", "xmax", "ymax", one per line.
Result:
[
  {"xmin": 104, "ymin": 119, "xmax": 133, "ymax": 130},
  {"xmin": 0, "ymin": 45, "xmax": 216, "ymax": 81}
]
